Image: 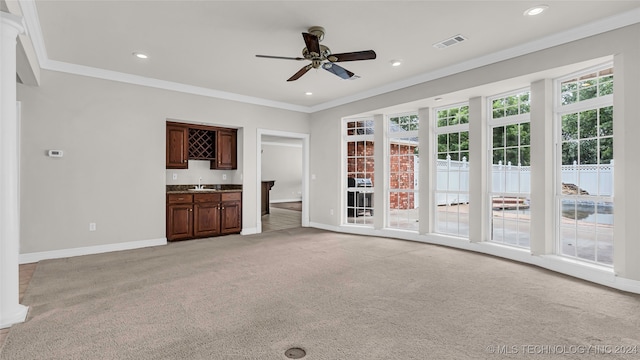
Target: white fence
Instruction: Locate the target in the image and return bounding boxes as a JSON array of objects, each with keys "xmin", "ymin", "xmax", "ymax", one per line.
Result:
[
  {"xmin": 560, "ymin": 160, "xmax": 614, "ymax": 197},
  {"xmin": 435, "ymin": 157, "xmax": 614, "ymax": 205},
  {"xmin": 436, "ymin": 157, "xmax": 470, "ymax": 205}
]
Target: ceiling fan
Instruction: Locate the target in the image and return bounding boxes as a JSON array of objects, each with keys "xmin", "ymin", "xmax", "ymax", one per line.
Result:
[{"xmin": 255, "ymin": 26, "xmax": 377, "ymax": 81}]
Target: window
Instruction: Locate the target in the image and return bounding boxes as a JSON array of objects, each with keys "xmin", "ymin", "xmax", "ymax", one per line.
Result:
[
  {"xmin": 556, "ymin": 65, "xmax": 614, "ymax": 266},
  {"xmin": 388, "ymin": 114, "xmax": 419, "ymax": 231},
  {"xmin": 345, "ymin": 119, "xmax": 375, "ymax": 226},
  {"xmin": 489, "ymin": 90, "xmax": 531, "ymax": 248},
  {"xmin": 434, "ymin": 103, "xmax": 470, "ymax": 237}
]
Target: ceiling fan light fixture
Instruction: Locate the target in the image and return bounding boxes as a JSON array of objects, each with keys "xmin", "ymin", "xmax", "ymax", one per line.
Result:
[
  {"xmin": 256, "ymin": 26, "xmax": 376, "ymax": 81},
  {"xmin": 524, "ymin": 5, "xmax": 548, "ymax": 16},
  {"xmin": 133, "ymin": 52, "xmax": 148, "ymax": 59}
]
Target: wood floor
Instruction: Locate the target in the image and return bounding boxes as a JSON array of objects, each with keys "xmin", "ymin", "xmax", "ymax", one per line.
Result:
[
  {"xmin": 0, "ymin": 203, "xmax": 301, "ymax": 350},
  {"xmin": 261, "ymin": 203, "xmax": 302, "ymax": 232},
  {"xmin": 0, "ymin": 263, "xmax": 37, "ymax": 349}
]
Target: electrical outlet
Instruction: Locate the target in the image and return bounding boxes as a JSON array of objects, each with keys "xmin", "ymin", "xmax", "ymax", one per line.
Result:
[
  {"xmin": 172, "ymin": 173, "xmax": 178, "ymax": 180},
  {"xmin": 89, "ymin": 223, "xmax": 96, "ymax": 231},
  {"xmin": 222, "ymin": 174, "xmax": 227, "ymax": 180}
]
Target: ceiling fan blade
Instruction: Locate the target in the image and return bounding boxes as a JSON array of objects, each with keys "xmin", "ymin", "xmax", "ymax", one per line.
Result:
[
  {"xmin": 256, "ymin": 55, "xmax": 305, "ymax": 61},
  {"xmin": 327, "ymin": 50, "xmax": 377, "ymax": 62},
  {"xmin": 302, "ymin": 32, "xmax": 321, "ymax": 56},
  {"xmin": 323, "ymin": 63, "xmax": 355, "ymax": 79},
  {"xmin": 287, "ymin": 64, "xmax": 313, "ymax": 82}
]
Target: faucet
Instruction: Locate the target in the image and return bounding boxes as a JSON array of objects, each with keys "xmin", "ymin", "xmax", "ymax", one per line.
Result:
[{"xmin": 196, "ymin": 177, "xmax": 204, "ymax": 190}]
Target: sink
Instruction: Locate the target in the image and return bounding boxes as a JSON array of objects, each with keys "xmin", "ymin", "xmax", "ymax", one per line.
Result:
[{"xmin": 188, "ymin": 188, "xmax": 214, "ymax": 191}]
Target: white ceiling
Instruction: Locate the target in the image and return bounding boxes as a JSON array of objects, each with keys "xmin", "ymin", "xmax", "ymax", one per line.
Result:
[{"xmin": 19, "ymin": 1, "xmax": 640, "ymax": 112}]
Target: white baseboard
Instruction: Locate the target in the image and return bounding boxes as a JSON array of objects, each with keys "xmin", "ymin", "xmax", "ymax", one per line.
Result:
[
  {"xmin": 241, "ymin": 227, "xmax": 259, "ymax": 235},
  {"xmin": 0, "ymin": 304, "xmax": 28, "ymax": 329},
  {"xmin": 19, "ymin": 237, "xmax": 167, "ymax": 264},
  {"xmin": 270, "ymin": 198, "xmax": 302, "ymax": 204},
  {"xmin": 308, "ymin": 222, "xmax": 640, "ymax": 294}
]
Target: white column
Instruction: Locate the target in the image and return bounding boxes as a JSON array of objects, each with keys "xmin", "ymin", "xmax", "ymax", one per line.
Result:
[
  {"xmin": 373, "ymin": 114, "xmax": 385, "ymax": 229},
  {"xmin": 0, "ymin": 11, "xmax": 28, "ymax": 329},
  {"xmin": 529, "ymin": 79, "xmax": 554, "ymax": 255},
  {"xmin": 468, "ymin": 96, "xmax": 487, "ymax": 242},
  {"xmin": 418, "ymin": 107, "xmax": 432, "ymax": 234},
  {"xmin": 613, "ymin": 48, "xmax": 640, "ymax": 280}
]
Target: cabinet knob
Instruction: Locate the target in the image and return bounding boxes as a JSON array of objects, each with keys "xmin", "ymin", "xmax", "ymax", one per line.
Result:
[
  {"xmin": 189, "ymin": 209, "xmax": 192, "ymax": 212},
  {"xmin": 222, "ymin": 207, "xmax": 225, "ymax": 210}
]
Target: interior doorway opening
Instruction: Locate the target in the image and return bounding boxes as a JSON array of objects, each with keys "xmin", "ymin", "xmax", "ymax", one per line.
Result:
[{"xmin": 257, "ymin": 130, "xmax": 310, "ymax": 233}]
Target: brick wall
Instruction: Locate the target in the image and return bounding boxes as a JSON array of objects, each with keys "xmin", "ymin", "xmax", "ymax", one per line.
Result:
[
  {"xmin": 347, "ymin": 141, "xmax": 417, "ymax": 209},
  {"xmin": 389, "ymin": 143, "xmax": 416, "ymax": 209}
]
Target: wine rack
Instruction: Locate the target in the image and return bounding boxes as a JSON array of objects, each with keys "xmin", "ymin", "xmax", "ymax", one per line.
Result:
[{"xmin": 188, "ymin": 128, "xmax": 215, "ymax": 160}]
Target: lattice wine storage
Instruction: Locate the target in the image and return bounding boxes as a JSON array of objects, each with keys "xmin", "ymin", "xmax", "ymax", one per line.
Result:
[{"xmin": 188, "ymin": 128, "xmax": 215, "ymax": 160}]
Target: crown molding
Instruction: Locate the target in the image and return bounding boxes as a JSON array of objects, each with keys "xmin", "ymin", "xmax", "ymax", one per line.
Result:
[
  {"xmin": 1, "ymin": 10, "xmax": 25, "ymax": 34},
  {"xmin": 44, "ymin": 59, "xmax": 311, "ymax": 113},
  {"xmin": 17, "ymin": 1, "xmax": 640, "ymax": 114}
]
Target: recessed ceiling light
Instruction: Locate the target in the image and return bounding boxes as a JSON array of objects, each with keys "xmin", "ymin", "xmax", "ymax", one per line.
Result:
[
  {"xmin": 390, "ymin": 59, "xmax": 402, "ymax": 67},
  {"xmin": 305, "ymin": 92, "xmax": 313, "ymax": 96},
  {"xmin": 133, "ymin": 52, "xmax": 148, "ymax": 59},
  {"xmin": 524, "ymin": 5, "xmax": 548, "ymax": 16}
]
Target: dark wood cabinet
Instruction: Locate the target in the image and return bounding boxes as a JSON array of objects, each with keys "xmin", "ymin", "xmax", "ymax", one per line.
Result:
[
  {"xmin": 193, "ymin": 193, "xmax": 221, "ymax": 237},
  {"xmin": 167, "ymin": 194, "xmax": 194, "ymax": 241},
  {"xmin": 166, "ymin": 123, "xmax": 189, "ymax": 169},
  {"xmin": 167, "ymin": 191, "xmax": 241, "ymax": 241},
  {"xmin": 220, "ymin": 192, "xmax": 242, "ymax": 234},
  {"xmin": 166, "ymin": 122, "xmax": 237, "ymax": 170},
  {"xmin": 211, "ymin": 129, "xmax": 237, "ymax": 170}
]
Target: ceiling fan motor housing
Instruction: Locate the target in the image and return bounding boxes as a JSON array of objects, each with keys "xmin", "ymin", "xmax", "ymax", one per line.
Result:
[
  {"xmin": 302, "ymin": 45, "xmax": 331, "ymax": 62},
  {"xmin": 307, "ymin": 26, "xmax": 325, "ymax": 41}
]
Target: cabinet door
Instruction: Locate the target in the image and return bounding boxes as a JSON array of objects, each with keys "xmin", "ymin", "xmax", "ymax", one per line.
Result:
[
  {"xmin": 193, "ymin": 202, "xmax": 221, "ymax": 238},
  {"xmin": 166, "ymin": 124, "xmax": 189, "ymax": 169},
  {"xmin": 167, "ymin": 204, "xmax": 192, "ymax": 241},
  {"xmin": 212, "ymin": 129, "xmax": 237, "ymax": 170},
  {"xmin": 220, "ymin": 200, "xmax": 242, "ymax": 234}
]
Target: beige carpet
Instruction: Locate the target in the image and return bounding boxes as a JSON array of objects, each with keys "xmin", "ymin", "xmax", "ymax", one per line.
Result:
[{"xmin": 1, "ymin": 228, "xmax": 639, "ymax": 359}]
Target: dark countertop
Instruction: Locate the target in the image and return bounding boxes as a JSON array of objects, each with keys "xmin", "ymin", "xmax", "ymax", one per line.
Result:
[
  {"xmin": 167, "ymin": 184, "xmax": 242, "ymax": 194},
  {"xmin": 167, "ymin": 189, "xmax": 241, "ymax": 194}
]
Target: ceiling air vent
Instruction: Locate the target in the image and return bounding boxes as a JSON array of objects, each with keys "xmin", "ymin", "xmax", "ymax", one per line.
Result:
[{"xmin": 433, "ymin": 34, "xmax": 467, "ymax": 49}]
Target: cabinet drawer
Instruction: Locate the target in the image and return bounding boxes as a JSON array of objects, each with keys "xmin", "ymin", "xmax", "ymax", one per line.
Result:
[
  {"xmin": 221, "ymin": 192, "xmax": 241, "ymax": 202},
  {"xmin": 167, "ymin": 194, "xmax": 193, "ymax": 204},
  {"xmin": 194, "ymin": 193, "xmax": 221, "ymax": 203}
]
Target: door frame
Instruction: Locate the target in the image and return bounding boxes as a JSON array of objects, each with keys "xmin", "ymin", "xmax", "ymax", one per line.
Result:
[{"xmin": 256, "ymin": 129, "xmax": 310, "ymax": 232}]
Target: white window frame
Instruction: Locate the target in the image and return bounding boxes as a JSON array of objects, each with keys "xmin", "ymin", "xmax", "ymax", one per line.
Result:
[
  {"xmin": 487, "ymin": 88, "xmax": 532, "ymax": 248},
  {"xmin": 386, "ymin": 112, "xmax": 419, "ymax": 231},
  {"xmin": 553, "ymin": 63, "xmax": 614, "ymax": 266},
  {"xmin": 343, "ymin": 117, "xmax": 375, "ymax": 227},
  {"xmin": 433, "ymin": 102, "xmax": 470, "ymax": 238}
]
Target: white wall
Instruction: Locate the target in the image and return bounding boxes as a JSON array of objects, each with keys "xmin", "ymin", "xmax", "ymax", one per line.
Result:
[
  {"xmin": 18, "ymin": 70, "xmax": 309, "ymax": 255},
  {"xmin": 308, "ymin": 24, "xmax": 640, "ymax": 288},
  {"xmin": 261, "ymin": 141, "xmax": 302, "ymax": 202}
]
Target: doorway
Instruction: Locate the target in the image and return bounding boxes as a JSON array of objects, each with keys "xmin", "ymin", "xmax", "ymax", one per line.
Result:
[{"xmin": 256, "ymin": 130, "xmax": 309, "ymax": 233}]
